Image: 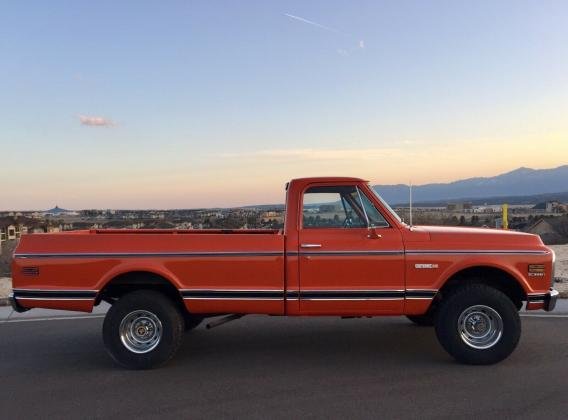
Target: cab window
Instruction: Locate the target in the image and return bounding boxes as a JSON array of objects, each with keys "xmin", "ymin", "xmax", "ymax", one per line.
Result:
[
  {"xmin": 302, "ymin": 186, "xmax": 366, "ymax": 228},
  {"xmin": 359, "ymin": 189, "xmax": 389, "ymax": 227}
]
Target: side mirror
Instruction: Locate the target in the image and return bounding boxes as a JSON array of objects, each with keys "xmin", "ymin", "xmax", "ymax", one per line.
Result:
[{"xmin": 367, "ymin": 227, "xmax": 382, "ymax": 239}]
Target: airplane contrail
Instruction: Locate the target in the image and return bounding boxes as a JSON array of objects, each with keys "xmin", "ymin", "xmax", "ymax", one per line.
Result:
[{"xmin": 284, "ymin": 13, "xmax": 347, "ymax": 35}]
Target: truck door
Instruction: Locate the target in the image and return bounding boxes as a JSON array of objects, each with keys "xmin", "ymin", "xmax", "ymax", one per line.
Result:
[{"xmin": 298, "ymin": 184, "xmax": 405, "ymax": 314}]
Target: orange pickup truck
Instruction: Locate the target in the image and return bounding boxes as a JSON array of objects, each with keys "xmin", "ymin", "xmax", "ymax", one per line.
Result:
[{"xmin": 10, "ymin": 177, "xmax": 558, "ymax": 369}]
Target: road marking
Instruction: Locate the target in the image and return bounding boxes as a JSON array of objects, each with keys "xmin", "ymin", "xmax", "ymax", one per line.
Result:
[
  {"xmin": 0, "ymin": 315, "xmax": 105, "ymax": 324},
  {"xmin": 521, "ymin": 313, "xmax": 568, "ymax": 318}
]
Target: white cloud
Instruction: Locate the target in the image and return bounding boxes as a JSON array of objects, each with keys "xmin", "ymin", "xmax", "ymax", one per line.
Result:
[
  {"xmin": 359, "ymin": 40, "xmax": 365, "ymax": 49},
  {"xmin": 337, "ymin": 48, "xmax": 349, "ymax": 56},
  {"xmin": 78, "ymin": 115, "xmax": 115, "ymax": 127}
]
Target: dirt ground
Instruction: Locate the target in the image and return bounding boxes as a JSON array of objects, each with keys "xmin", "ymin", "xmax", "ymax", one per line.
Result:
[{"xmin": 550, "ymin": 244, "xmax": 568, "ymax": 296}]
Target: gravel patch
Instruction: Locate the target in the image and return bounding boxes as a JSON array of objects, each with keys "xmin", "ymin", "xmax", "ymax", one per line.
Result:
[
  {"xmin": 0, "ymin": 277, "xmax": 12, "ymax": 306},
  {"xmin": 550, "ymin": 244, "xmax": 568, "ymax": 298}
]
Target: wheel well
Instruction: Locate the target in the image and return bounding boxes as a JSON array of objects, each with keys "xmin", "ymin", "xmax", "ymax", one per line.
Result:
[
  {"xmin": 98, "ymin": 271, "xmax": 186, "ymax": 311},
  {"xmin": 438, "ymin": 266, "xmax": 527, "ymax": 310}
]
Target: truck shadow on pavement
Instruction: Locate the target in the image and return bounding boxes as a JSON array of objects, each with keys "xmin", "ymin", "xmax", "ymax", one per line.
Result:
[
  {"xmin": 1, "ymin": 316, "xmax": 469, "ymax": 372},
  {"xmin": 173, "ymin": 317, "xmax": 451, "ymax": 370}
]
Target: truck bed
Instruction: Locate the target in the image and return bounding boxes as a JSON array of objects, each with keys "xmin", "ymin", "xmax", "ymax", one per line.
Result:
[{"xmin": 13, "ymin": 230, "xmax": 286, "ymax": 314}]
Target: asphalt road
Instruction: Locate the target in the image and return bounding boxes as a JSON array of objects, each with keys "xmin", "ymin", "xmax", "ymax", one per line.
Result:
[{"xmin": 1, "ymin": 306, "xmax": 567, "ymax": 419}]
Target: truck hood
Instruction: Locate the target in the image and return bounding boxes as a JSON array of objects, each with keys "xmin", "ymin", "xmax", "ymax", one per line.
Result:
[{"xmin": 404, "ymin": 225, "xmax": 544, "ymax": 248}]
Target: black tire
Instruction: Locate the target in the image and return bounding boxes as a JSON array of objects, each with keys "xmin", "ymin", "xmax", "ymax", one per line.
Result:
[
  {"xmin": 184, "ymin": 313, "xmax": 203, "ymax": 331},
  {"xmin": 406, "ymin": 313, "xmax": 435, "ymax": 327},
  {"xmin": 103, "ymin": 290, "xmax": 184, "ymax": 369},
  {"xmin": 435, "ymin": 283, "xmax": 521, "ymax": 365}
]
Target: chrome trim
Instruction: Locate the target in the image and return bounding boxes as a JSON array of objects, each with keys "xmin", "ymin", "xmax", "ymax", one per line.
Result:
[
  {"xmin": 12, "ymin": 289, "xmax": 98, "ymax": 300},
  {"xmin": 545, "ymin": 289, "xmax": 559, "ymax": 311},
  {"xmin": 301, "ymin": 297, "xmax": 402, "ymax": 301},
  {"xmin": 120, "ymin": 310, "xmax": 162, "ymax": 354},
  {"xmin": 356, "ymin": 186, "xmax": 370, "ymax": 227},
  {"xmin": 14, "ymin": 251, "xmax": 283, "ymax": 259},
  {"xmin": 15, "ymin": 297, "xmax": 95, "ymax": 301},
  {"xmin": 299, "ymin": 250, "xmax": 404, "ymax": 256},
  {"xmin": 406, "ymin": 250, "xmax": 549, "ymax": 255},
  {"xmin": 14, "ymin": 249, "xmax": 548, "ymax": 259},
  {"xmin": 183, "ymin": 297, "xmax": 283, "ymax": 301},
  {"xmin": 458, "ymin": 305, "xmax": 503, "ymax": 349},
  {"xmin": 180, "ymin": 288, "xmax": 284, "ymax": 292},
  {"xmin": 12, "ymin": 288, "xmax": 98, "ymax": 293}
]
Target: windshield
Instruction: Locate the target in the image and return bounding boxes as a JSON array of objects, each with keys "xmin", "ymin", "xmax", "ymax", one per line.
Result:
[{"xmin": 367, "ymin": 183, "xmax": 403, "ymax": 224}]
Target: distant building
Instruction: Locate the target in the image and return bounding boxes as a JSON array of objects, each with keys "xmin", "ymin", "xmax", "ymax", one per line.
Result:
[
  {"xmin": 446, "ymin": 202, "xmax": 473, "ymax": 212},
  {"xmin": 526, "ymin": 215, "xmax": 568, "ymax": 244},
  {"xmin": 0, "ymin": 218, "xmax": 24, "ymax": 245},
  {"xmin": 532, "ymin": 201, "xmax": 568, "ymax": 214}
]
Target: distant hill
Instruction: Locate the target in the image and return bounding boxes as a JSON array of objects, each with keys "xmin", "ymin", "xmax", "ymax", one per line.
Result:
[
  {"xmin": 373, "ymin": 165, "xmax": 568, "ymax": 206},
  {"xmin": 400, "ymin": 191, "xmax": 568, "ymax": 208}
]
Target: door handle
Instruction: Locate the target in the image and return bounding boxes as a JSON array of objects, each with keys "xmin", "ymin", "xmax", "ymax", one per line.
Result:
[
  {"xmin": 367, "ymin": 232, "xmax": 382, "ymax": 239},
  {"xmin": 301, "ymin": 243, "xmax": 322, "ymax": 248}
]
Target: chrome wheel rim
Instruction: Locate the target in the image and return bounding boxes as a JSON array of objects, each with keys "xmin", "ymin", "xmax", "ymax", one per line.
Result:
[
  {"xmin": 119, "ymin": 310, "xmax": 163, "ymax": 354},
  {"xmin": 458, "ymin": 305, "xmax": 503, "ymax": 349}
]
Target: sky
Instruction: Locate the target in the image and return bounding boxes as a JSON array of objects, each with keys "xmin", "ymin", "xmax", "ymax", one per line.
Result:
[{"xmin": 1, "ymin": 0, "xmax": 567, "ymax": 210}]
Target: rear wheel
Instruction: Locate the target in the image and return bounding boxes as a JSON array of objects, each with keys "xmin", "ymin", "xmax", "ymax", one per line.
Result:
[
  {"xmin": 435, "ymin": 284, "xmax": 520, "ymax": 365},
  {"xmin": 103, "ymin": 290, "xmax": 184, "ymax": 369}
]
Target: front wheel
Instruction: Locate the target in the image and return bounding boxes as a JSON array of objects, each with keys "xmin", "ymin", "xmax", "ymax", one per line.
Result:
[
  {"xmin": 435, "ymin": 284, "xmax": 521, "ymax": 365},
  {"xmin": 103, "ymin": 290, "xmax": 184, "ymax": 369}
]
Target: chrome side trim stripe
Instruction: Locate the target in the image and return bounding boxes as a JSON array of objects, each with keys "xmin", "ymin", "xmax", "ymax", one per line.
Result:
[
  {"xmin": 12, "ymin": 289, "xmax": 97, "ymax": 299},
  {"xmin": 405, "ymin": 290, "xmax": 438, "ymax": 299},
  {"xmin": 14, "ymin": 251, "xmax": 283, "ymax": 259},
  {"xmin": 298, "ymin": 250, "xmax": 403, "ymax": 257},
  {"xmin": 298, "ymin": 290, "xmax": 405, "ymax": 299},
  {"xmin": 406, "ymin": 250, "xmax": 549, "ymax": 255},
  {"xmin": 15, "ymin": 297, "xmax": 96, "ymax": 301},
  {"xmin": 15, "ymin": 249, "xmax": 549, "ymax": 259},
  {"xmin": 180, "ymin": 289, "xmax": 436, "ymax": 301},
  {"xmin": 182, "ymin": 290, "xmax": 283, "ymax": 299}
]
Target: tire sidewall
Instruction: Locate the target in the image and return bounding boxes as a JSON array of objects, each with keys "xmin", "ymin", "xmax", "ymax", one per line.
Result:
[
  {"xmin": 103, "ymin": 291, "xmax": 183, "ymax": 369},
  {"xmin": 435, "ymin": 285, "xmax": 521, "ymax": 365}
]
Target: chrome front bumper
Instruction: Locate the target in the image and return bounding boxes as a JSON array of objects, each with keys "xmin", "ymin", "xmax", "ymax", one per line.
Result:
[{"xmin": 544, "ymin": 289, "xmax": 559, "ymax": 312}]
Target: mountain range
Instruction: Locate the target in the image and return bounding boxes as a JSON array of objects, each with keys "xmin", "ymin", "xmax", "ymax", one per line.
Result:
[{"xmin": 373, "ymin": 165, "xmax": 568, "ymax": 206}]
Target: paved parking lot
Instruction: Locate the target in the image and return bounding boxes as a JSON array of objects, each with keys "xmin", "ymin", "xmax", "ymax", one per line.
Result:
[{"xmin": 1, "ymin": 304, "xmax": 567, "ymax": 419}]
